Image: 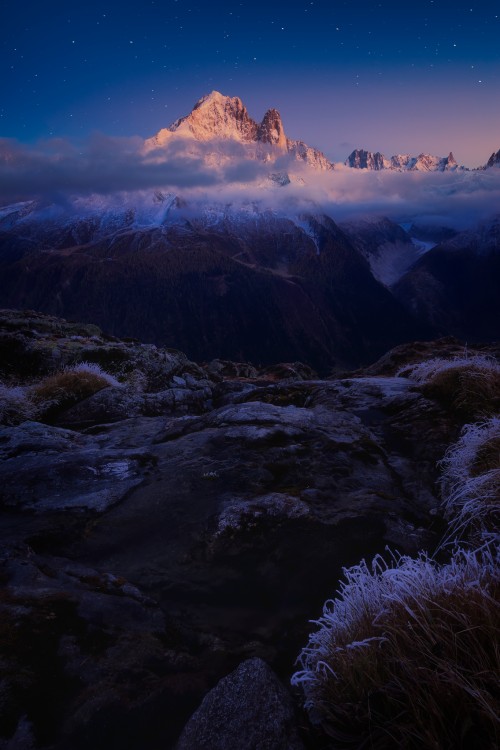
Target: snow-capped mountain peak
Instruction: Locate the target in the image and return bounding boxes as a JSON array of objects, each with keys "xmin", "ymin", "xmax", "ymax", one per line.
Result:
[
  {"xmin": 144, "ymin": 91, "xmax": 333, "ymax": 171},
  {"xmin": 412, "ymin": 152, "xmax": 458, "ymax": 171},
  {"xmin": 346, "ymin": 148, "xmax": 463, "ymax": 172},
  {"xmin": 146, "ymin": 90, "xmax": 259, "ymax": 146},
  {"xmin": 345, "ymin": 149, "xmax": 391, "ymax": 170}
]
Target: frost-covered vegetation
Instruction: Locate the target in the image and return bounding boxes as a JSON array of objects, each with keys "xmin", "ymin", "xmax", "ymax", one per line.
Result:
[
  {"xmin": 31, "ymin": 365, "xmax": 118, "ymax": 417},
  {"xmin": 64, "ymin": 362, "xmax": 122, "ymax": 387},
  {"xmin": 399, "ymin": 353, "xmax": 499, "ymax": 382},
  {"xmin": 0, "ymin": 383, "xmax": 35, "ymax": 425},
  {"xmin": 0, "ymin": 364, "xmax": 120, "ymax": 425},
  {"xmin": 294, "ymin": 354, "xmax": 500, "ymax": 748},
  {"xmin": 292, "ymin": 547, "xmax": 500, "ymax": 749},
  {"xmin": 440, "ymin": 417, "xmax": 500, "ymax": 542},
  {"xmin": 0, "ymin": 310, "xmax": 214, "ymax": 427},
  {"xmin": 399, "ymin": 354, "xmax": 500, "ymax": 418}
]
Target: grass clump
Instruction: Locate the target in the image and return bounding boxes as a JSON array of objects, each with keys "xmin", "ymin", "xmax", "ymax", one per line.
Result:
[
  {"xmin": 292, "ymin": 547, "xmax": 500, "ymax": 750},
  {"xmin": 399, "ymin": 355, "xmax": 500, "ymax": 419},
  {"xmin": 440, "ymin": 417, "xmax": 500, "ymax": 542},
  {"xmin": 0, "ymin": 383, "xmax": 35, "ymax": 425},
  {"xmin": 31, "ymin": 363, "xmax": 119, "ymax": 416}
]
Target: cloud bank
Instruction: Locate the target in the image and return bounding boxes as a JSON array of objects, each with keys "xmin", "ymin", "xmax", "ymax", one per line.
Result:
[{"xmin": 1, "ymin": 135, "xmax": 500, "ymax": 229}]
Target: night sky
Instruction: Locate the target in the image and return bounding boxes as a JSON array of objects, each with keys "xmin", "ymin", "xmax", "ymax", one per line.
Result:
[{"xmin": 2, "ymin": 0, "xmax": 500, "ymax": 166}]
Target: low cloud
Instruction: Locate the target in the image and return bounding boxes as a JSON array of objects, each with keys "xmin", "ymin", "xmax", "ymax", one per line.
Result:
[
  {"xmin": 179, "ymin": 168, "xmax": 500, "ymax": 230},
  {"xmin": 1, "ymin": 135, "xmax": 500, "ymax": 229},
  {"xmin": 0, "ymin": 135, "xmax": 227, "ymax": 200},
  {"xmin": 295, "ymin": 168, "xmax": 500, "ymax": 228}
]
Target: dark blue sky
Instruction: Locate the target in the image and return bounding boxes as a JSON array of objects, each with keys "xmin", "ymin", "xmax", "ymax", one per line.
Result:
[{"xmin": 2, "ymin": 0, "xmax": 500, "ymax": 165}]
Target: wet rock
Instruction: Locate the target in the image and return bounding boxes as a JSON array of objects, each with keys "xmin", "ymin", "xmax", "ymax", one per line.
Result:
[
  {"xmin": 176, "ymin": 657, "xmax": 304, "ymax": 750},
  {"xmin": 53, "ymin": 386, "xmax": 143, "ymax": 427},
  {"xmin": 0, "ymin": 421, "xmax": 147, "ymax": 512},
  {"xmin": 56, "ymin": 381, "xmax": 213, "ymax": 428}
]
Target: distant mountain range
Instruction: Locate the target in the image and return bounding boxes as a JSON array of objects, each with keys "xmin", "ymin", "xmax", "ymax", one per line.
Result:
[
  {"xmin": 0, "ymin": 202, "xmax": 425, "ymax": 370},
  {"xmin": 0, "ymin": 193, "xmax": 499, "ymax": 370},
  {"xmin": 344, "ymin": 149, "xmax": 461, "ymax": 172},
  {"xmin": 144, "ymin": 91, "xmax": 499, "ymax": 172}
]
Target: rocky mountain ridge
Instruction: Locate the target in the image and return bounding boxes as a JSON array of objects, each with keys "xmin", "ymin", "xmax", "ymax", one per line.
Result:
[
  {"xmin": 345, "ymin": 148, "xmax": 461, "ymax": 172},
  {"xmin": 0, "ymin": 205, "xmax": 426, "ymax": 371},
  {"xmin": 1, "ymin": 194, "xmax": 499, "ymax": 369},
  {"xmin": 394, "ymin": 215, "xmax": 500, "ymax": 340},
  {"xmin": 142, "ymin": 90, "xmax": 499, "ymax": 172}
]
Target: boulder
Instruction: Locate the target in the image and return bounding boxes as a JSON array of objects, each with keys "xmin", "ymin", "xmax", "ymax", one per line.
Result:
[{"xmin": 176, "ymin": 658, "xmax": 304, "ymax": 750}]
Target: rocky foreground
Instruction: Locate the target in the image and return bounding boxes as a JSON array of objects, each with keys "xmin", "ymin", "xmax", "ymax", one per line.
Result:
[{"xmin": 0, "ymin": 310, "xmax": 496, "ymax": 749}]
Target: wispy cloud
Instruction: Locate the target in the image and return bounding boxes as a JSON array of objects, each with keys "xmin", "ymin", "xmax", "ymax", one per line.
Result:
[
  {"xmin": 296, "ymin": 167, "xmax": 500, "ymax": 228},
  {"xmin": 1, "ymin": 135, "xmax": 500, "ymax": 229},
  {"xmin": 0, "ymin": 135, "xmax": 227, "ymax": 200}
]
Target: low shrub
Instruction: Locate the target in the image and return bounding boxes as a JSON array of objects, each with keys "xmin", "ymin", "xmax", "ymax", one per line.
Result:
[
  {"xmin": 399, "ymin": 355, "xmax": 500, "ymax": 419},
  {"xmin": 440, "ymin": 417, "xmax": 500, "ymax": 542},
  {"xmin": 292, "ymin": 547, "xmax": 500, "ymax": 750}
]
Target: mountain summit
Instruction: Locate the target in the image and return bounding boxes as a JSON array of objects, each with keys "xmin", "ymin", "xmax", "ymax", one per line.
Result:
[
  {"xmin": 149, "ymin": 91, "xmax": 260, "ymax": 144},
  {"xmin": 145, "ymin": 91, "xmax": 333, "ymax": 170},
  {"xmin": 345, "ymin": 148, "xmax": 462, "ymax": 172}
]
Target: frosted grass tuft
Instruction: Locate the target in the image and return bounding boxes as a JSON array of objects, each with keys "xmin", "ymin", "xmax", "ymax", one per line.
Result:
[
  {"xmin": 65, "ymin": 362, "xmax": 122, "ymax": 387},
  {"xmin": 397, "ymin": 354, "xmax": 500, "ymax": 382},
  {"xmin": 439, "ymin": 417, "xmax": 500, "ymax": 540}
]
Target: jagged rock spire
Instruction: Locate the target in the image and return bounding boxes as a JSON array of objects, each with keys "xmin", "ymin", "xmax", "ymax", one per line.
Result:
[
  {"xmin": 258, "ymin": 109, "xmax": 287, "ymax": 150},
  {"xmin": 485, "ymin": 149, "xmax": 500, "ymax": 168}
]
